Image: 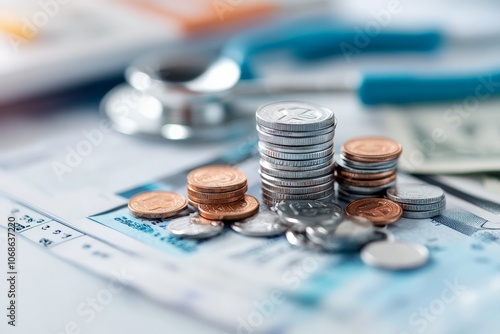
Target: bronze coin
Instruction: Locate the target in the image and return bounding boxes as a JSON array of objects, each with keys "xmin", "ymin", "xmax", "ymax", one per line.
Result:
[
  {"xmin": 336, "ymin": 169, "xmax": 396, "ymax": 180},
  {"xmin": 337, "ymin": 174, "xmax": 397, "ymax": 187},
  {"xmin": 198, "ymin": 195, "xmax": 260, "ymax": 220},
  {"xmin": 345, "ymin": 198, "xmax": 402, "ymax": 226},
  {"xmin": 128, "ymin": 191, "xmax": 188, "ymax": 219},
  {"xmin": 188, "ymin": 193, "xmax": 245, "ymax": 204},
  {"xmin": 342, "ymin": 137, "xmax": 402, "ymax": 162},
  {"xmin": 187, "ymin": 165, "xmax": 247, "ymax": 193},
  {"xmin": 187, "ymin": 183, "xmax": 248, "ymax": 200},
  {"xmin": 188, "ymin": 199, "xmax": 199, "ymax": 208}
]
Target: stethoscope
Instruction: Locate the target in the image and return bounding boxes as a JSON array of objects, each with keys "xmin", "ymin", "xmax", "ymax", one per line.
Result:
[{"xmin": 101, "ymin": 16, "xmax": 500, "ymax": 141}]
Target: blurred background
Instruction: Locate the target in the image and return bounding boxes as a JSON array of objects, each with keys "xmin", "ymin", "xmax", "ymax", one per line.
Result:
[{"xmin": 2, "ymin": 0, "xmax": 500, "ymax": 159}]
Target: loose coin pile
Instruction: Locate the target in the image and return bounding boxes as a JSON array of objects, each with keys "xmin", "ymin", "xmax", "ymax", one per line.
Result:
[
  {"xmin": 275, "ymin": 199, "xmax": 391, "ymax": 251},
  {"xmin": 336, "ymin": 136, "xmax": 402, "ymax": 201},
  {"xmin": 256, "ymin": 101, "xmax": 337, "ymax": 208},
  {"xmin": 386, "ymin": 184, "xmax": 446, "ymax": 219},
  {"xmin": 186, "ymin": 165, "xmax": 248, "ymax": 208}
]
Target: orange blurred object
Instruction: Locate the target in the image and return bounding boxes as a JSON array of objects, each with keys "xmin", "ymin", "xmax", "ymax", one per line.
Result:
[{"xmin": 121, "ymin": 0, "xmax": 277, "ymax": 34}]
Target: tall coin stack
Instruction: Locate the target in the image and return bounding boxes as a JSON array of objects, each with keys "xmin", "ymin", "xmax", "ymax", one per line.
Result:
[
  {"xmin": 336, "ymin": 136, "xmax": 402, "ymax": 202},
  {"xmin": 256, "ymin": 101, "xmax": 337, "ymax": 208},
  {"xmin": 186, "ymin": 165, "xmax": 248, "ymax": 208}
]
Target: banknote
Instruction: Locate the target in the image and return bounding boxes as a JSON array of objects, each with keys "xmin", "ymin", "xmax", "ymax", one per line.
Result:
[{"xmin": 385, "ymin": 99, "xmax": 500, "ymax": 174}]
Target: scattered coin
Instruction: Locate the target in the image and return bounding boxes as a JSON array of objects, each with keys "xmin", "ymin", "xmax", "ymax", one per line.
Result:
[
  {"xmin": 231, "ymin": 211, "xmax": 287, "ymax": 237},
  {"xmin": 360, "ymin": 241, "xmax": 429, "ymax": 270},
  {"xmin": 128, "ymin": 191, "xmax": 188, "ymax": 219},
  {"xmin": 198, "ymin": 194, "xmax": 260, "ymax": 220},
  {"xmin": 187, "ymin": 165, "xmax": 247, "ymax": 193},
  {"xmin": 277, "ymin": 200, "xmax": 343, "ymax": 230},
  {"xmin": 168, "ymin": 215, "xmax": 224, "ymax": 239},
  {"xmin": 305, "ymin": 216, "xmax": 375, "ymax": 252},
  {"xmin": 345, "ymin": 198, "xmax": 403, "ymax": 226},
  {"xmin": 285, "ymin": 229, "xmax": 322, "ymax": 250}
]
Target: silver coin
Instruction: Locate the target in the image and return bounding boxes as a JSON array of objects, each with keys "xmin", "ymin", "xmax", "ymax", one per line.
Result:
[
  {"xmin": 261, "ymin": 187, "xmax": 334, "ymax": 201},
  {"xmin": 259, "ymin": 140, "xmax": 333, "ymax": 154},
  {"xmin": 260, "ymin": 152, "xmax": 333, "ymax": 167},
  {"xmin": 339, "ymin": 154, "xmax": 398, "ymax": 170},
  {"xmin": 361, "ymin": 241, "xmax": 429, "ymax": 270},
  {"xmin": 257, "ymin": 124, "xmax": 334, "ymax": 138},
  {"xmin": 168, "ymin": 215, "xmax": 224, "ymax": 239},
  {"xmin": 261, "ymin": 193, "xmax": 334, "ymax": 209},
  {"xmin": 402, "ymin": 208, "xmax": 445, "ymax": 219},
  {"xmin": 335, "ymin": 157, "xmax": 396, "ymax": 174},
  {"xmin": 337, "ymin": 189, "xmax": 372, "ymax": 202},
  {"xmin": 260, "ymin": 158, "xmax": 333, "ymax": 172},
  {"xmin": 338, "ymin": 181, "xmax": 396, "ymax": 195},
  {"xmin": 231, "ymin": 211, "xmax": 287, "ymax": 237},
  {"xmin": 260, "ymin": 172, "xmax": 334, "ymax": 187},
  {"xmin": 276, "ymin": 200, "xmax": 343, "ymax": 227},
  {"xmin": 259, "ymin": 164, "xmax": 334, "ymax": 179},
  {"xmin": 256, "ymin": 101, "xmax": 336, "ymax": 132},
  {"xmin": 261, "ymin": 195, "xmax": 281, "ymax": 209},
  {"xmin": 261, "ymin": 179, "xmax": 334, "ymax": 195},
  {"xmin": 285, "ymin": 229, "xmax": 323, "ymax": 250},
  {"xmin": 259, "ymin": 143, "xmax": 333, "ymax": 161},
  {"xmin": 257, "ymin": 127, "xmax": 334, "ymax": 146},
  {"xmin": 399, "ymin": 199, "xmax": 446, "ymax": 212},
  {"xmin": 386, "ymin": 184, "xmax": 445, "ymax": 204},
  {"xmin": 305, "ymin": 216, "xmax": 374, "ymax": 251}
]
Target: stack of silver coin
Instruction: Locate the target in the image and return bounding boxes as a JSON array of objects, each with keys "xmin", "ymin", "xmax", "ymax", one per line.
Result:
[
  {"xmin": 386, "ymin": 184, "xmax": 446, "ymax": 219},
  {"xmin": 336, "ymin": 137, "xmax": 402, "ymax": 202},
  {"xmin": 256, "ymin": 101, "xmax": 337, "ymax": 208}
]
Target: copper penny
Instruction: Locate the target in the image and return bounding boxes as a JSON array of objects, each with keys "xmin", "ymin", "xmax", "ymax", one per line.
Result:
[
  {"xmin": 187, "ymin": 184, "xmax": 248, "ymax": 200},
  {"xmin": 187, "ymin": 165, "xmax": 247, "ymax": 193},
  {"xmin": 128, "ymin": 191, "xmax": 188, "ymax": 219},
  {"xmin": 198, "ymin": 195, "xmax": 260, "ymax": 220},
  {"xmin": 345, "ymin": 198, "xmax": 402, "ymax": 226},
  {"xmin": 342, "ymin": 137, "xmax": 402, "ymax": 162},
  {"xmin": 188, "ymin": 193, "xmax": 245, "ymax": 204},
  {"xmin": 337, "ymin": 169, "xmax": 396, "ymax": 180},
  {"xmin": 337, "ymin": 174, "xmax": 397, "ymax": 187}
]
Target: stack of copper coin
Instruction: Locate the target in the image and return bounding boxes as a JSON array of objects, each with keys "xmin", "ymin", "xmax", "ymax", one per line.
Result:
[
  {"xmin": 186, "ymin": 165, "xmax": 248, "ymax": 208},
  {"xmin": 336, "ymin": 137, "xmax": 402, "ymax": 202},
  {"xmin": 256, "ymin": 101, "xmax": 337, "ymax": 208}
]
